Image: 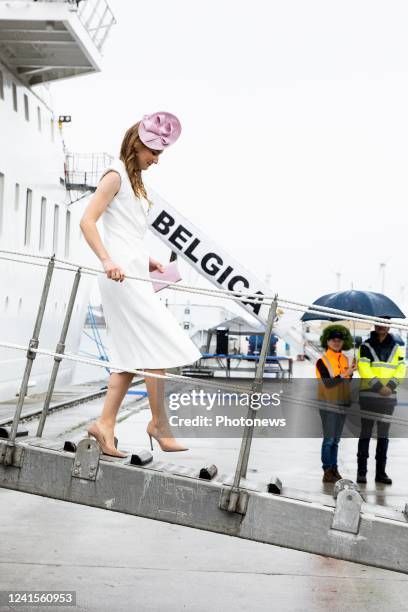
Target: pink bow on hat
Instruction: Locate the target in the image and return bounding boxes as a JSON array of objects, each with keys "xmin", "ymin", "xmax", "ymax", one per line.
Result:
[{"xmin": 138, "ymin": 111, "xmax": 182, "ymax": 151}]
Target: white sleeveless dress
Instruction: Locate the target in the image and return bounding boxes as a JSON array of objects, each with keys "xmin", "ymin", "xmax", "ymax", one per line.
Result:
[{"xmin": 96, "ymin": 158, "xmax": 202, "ymax": 372}]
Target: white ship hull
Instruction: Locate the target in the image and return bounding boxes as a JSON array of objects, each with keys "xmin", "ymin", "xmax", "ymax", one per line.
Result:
[{"xmin": 0, "ymin": 59, "xmax": 97, "ymax": 400}]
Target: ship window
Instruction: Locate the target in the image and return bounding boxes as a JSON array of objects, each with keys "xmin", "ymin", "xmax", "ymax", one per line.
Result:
[
  {"xmin": 0, "ymin": 71, "xmax": 4, "ymax": 100},
  {"xmin": 64, "ymin": 210, "xmax": 71, "ymax": 257},
  {"xmin": 53, "ymin": 204, "xmax": 59, "ymax": 253},
  {"xmin": 18, "ymin": 298, "xmax": 22, "ymax": 313},
  {"xmin": 24, "ymin": 94, "xmax": 29, "ymax": 121},
  {"xmin": 14, "ymin": 183, "xmax": 20, "ymax": 210},
  {"xmin": 37, "ymin": 106, "xmax": 42, "ymax": 131},
  {"xmin": 50, "ymin": 117, "xmax": 55, "ymax": 141},
  {"xmin": 12, "ymin": 83, "xmax": 17, "ymax": 112},
  {"xmin": 39, "ymin": 197, "xmax": 47, "ymax": 250},
  {"xmin": 24, "ymin": 189, "xmax": 32, "ymax": 245},
  {"xmin": 4, "ymin": 296, "xmax": 8, "ymax": 311},
  {"xmin": 0, "ymin": 172, "xmax": 4, "ymax": 234}
]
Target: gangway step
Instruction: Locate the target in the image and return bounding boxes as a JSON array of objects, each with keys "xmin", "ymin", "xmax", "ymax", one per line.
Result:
[
  {"xmin": 19, "ymin": 437, "xmax": 262, "ymax": 490},
  {"xmin": 0, "ymin": 436, "xmax": 408, "ymax": 574}
]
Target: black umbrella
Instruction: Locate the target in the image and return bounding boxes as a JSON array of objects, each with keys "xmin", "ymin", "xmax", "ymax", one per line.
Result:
[
  {"xmin": 301, "ymin": 290, "xmax": 406, "ymax": 358},
  {"xmin": 301, "ymin": 290, "xmax": 405, "ymax": 322}
]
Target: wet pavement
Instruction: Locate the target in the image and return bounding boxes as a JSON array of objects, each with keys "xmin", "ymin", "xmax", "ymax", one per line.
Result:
[{"xmin": 1, "ymin": 485, "xmax": 408, "ymax": 612}]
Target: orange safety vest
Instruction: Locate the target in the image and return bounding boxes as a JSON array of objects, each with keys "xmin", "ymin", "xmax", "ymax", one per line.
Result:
[{"xmin": 315, "ymin": 348, "xmax": 351, "ymax": 405}]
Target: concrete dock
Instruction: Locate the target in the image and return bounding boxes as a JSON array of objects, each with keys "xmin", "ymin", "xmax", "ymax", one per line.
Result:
[{"xmin": 1, "ymin": 486, "xmax": 408, "ymax": 612}]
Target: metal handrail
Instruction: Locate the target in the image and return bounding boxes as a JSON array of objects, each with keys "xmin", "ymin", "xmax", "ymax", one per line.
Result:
[
  {"xmin": 26, "ymin": 0, "xmax": 117, "ymax": 52},
  {"xmin": 76, "ymin": 0, "xmax": 116, "ymax": 51},
  {"xmin": 65, "ymin": 152, "xmax": 114, "ymax": 192}
]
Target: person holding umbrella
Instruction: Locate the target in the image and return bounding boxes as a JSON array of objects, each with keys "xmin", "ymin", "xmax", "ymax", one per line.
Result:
[
  {"xmin": 357, "ymin": 320, "xmax": 406, "ymax": 484},
  {"xmin": 316, "ymin": 325, "xmax": 356, "ymax": 483},
  {"xmin": 303, "ymin": 289, "xmax": 406, "ymax": 483}
]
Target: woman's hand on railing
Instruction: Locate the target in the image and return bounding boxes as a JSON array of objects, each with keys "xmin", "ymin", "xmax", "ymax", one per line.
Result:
[
  {"xmin": 102, "ymin": 258, "xmax": 125, "ymax": 282},
  {"xmin": 149, "ymin": 257, "xmax": 165, "ymax": 273}
]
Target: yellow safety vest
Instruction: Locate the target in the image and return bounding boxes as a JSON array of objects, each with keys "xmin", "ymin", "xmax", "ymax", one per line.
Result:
[{"xmin": 358, "ymin": 342, "xmax": 406, "ymax": 398}]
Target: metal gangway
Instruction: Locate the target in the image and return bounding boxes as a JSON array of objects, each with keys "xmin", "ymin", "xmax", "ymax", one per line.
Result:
[{"xmin": 1, "ymin": 248, "xmax": 408, "ymax": 575}]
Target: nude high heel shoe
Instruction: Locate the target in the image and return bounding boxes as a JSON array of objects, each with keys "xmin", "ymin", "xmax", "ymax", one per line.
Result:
[
  {"xmin": 87, "ymin": 421, "xmax": 128, "ymax": 458},
  {"xmin": 147, "ymin": 421, "xmax": 189, "ymax": 452}
]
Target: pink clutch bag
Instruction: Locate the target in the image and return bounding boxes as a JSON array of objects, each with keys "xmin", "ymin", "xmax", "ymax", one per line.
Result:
[{"xmin": 150, "ymin": 260, "xmax": 182, "ymax": 292}]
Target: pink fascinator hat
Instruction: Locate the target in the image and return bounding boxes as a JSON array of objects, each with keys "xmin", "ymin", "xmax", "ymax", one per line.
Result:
[{"xmin": 138, "ymin": 111, "xmax": 182, "ymax": 151}]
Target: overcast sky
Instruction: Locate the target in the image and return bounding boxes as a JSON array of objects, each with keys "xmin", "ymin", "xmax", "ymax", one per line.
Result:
[{"xmin": 49, "ymin": 0, "xmax": 408, "ymax": 314}]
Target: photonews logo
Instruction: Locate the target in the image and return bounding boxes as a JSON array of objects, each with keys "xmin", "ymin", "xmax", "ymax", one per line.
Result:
[{"xmin": 168, "ymin": 390, "xmax": 282, "ymax": 411}]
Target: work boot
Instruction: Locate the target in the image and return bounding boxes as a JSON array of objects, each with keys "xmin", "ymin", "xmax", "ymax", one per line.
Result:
[
  {"xmin": 332, "ymin": 467, "xmax": 343, "ymax": 481},
  {"xmin": 375, "ymin": 462, "xmax": 392, "ymax": 485},
  {"xmin": 357, "ymin": 438, "xmax": 370, "ymax": 484},
  {"xmin": 375, "ymin": 439, "xmax": 392, "ymax": 484},
  {"xmin": 322, "ymin": 468, "xmax": 337, "ymax": 483}
]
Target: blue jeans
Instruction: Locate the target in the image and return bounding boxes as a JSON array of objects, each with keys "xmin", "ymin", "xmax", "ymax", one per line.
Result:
[{"xmin": 320, "ymin": 409, "xmax": 346, "ymax": 470}]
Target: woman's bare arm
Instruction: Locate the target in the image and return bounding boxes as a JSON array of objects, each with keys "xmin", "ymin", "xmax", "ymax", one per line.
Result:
[{"xmin": 80, "ymin": 171, "xmax": 125, "ymax": 282}]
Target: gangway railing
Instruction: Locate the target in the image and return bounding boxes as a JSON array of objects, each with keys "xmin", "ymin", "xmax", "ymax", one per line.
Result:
[
  {"xmin": 1, "ymin": 248, "xmax": 408, "ymax": 329},
  {"xmin": 65, "ymin": 152, "xmax": 113, "ymax": 194},
  {"xmin": 27, "ymin": 1, "xmax": 117, "ymax": 53},
  {"xmin": 1, "ymin": 248, "xmax": 408, "ymax": 574},
  {"xmin": 76, "ymin": 0, "xmax": 116, "ymax": 52}
]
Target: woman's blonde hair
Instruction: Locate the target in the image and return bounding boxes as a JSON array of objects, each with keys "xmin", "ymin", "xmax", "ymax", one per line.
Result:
[{"xmin": 119, "ymin": 122, "xmax": 151, "ymax": 204}]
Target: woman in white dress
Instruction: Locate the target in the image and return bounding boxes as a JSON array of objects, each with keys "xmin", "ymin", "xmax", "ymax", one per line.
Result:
[{"xmin": 80, "ymin": 111, "xmax": 202, "ymax": 457}]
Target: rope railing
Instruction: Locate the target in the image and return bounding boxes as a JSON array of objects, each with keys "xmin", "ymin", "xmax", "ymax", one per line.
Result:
[
  {"xmin": 1, "ymin": 248, "xmax": 408, "ymax": 331},
  {"xmin": 0, "ymin": 251, "xmax": 272, "ymax": 308},
  {"xmin": 0, "ymin": 340, "xmax": 252, "ymax": 394},
  {"xmin": 2, "ymin": 339, "xmax": 407, "ymax": 431}
]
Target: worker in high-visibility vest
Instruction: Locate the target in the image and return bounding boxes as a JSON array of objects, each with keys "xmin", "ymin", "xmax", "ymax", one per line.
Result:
[
  {"xmin": 316, "ymin": 325, "xmax": 356, "ymax": 483},
  {"xmin": 357, "ymin": 320, "xmax": 406, "ymax": 485}
]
